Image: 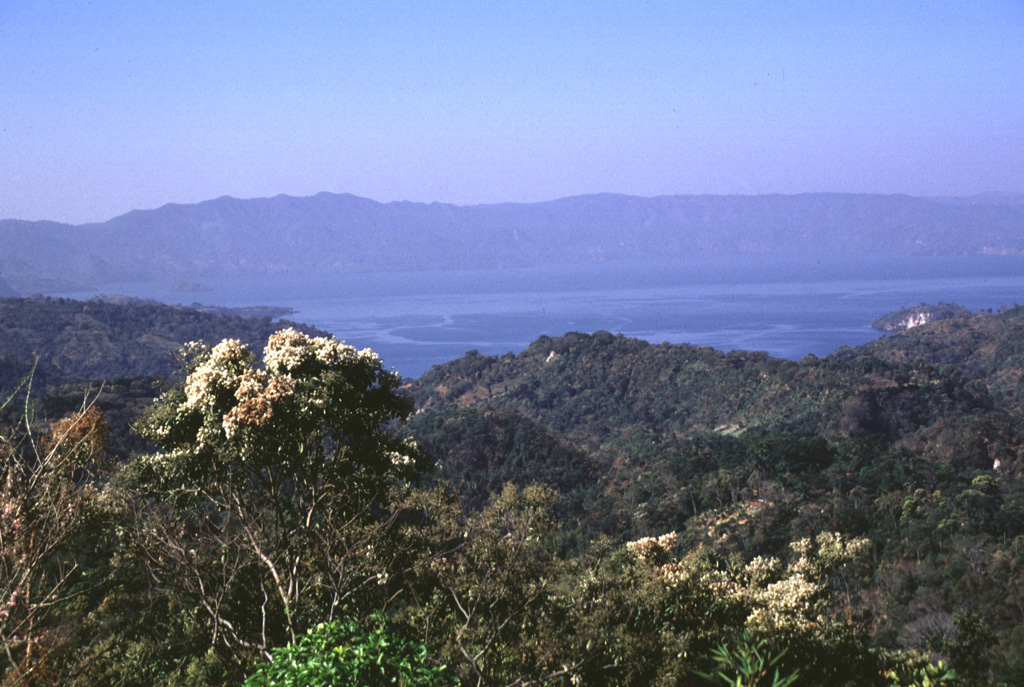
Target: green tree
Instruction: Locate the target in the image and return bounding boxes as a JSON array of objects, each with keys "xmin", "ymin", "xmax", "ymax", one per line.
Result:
[{"xmin": 243, "ymin": 613, "xmax": 453, "ymax": 687}]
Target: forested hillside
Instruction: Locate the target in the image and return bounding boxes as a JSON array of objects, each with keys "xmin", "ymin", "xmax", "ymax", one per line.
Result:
[
  {"xmin": 407, "ymin": 314, "xmax": 1024, "ymax": 683},
  {"xmin": 834, "ymin": 306, "xmax": 1024, "ymax": 415},
  {"xmin": 2, "ymin": 298, "xmax": 1024, "ymax": 685},
  {"xmin": 0, "ymin": 296, "xmax": 326, "ymax": 390},
  {"xmin": 409, "ymin": 327, "xmax": 1017, "ymax": 471}
]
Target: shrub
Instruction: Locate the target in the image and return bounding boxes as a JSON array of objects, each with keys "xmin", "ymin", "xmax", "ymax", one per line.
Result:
[{"xmin": 243, "ymin": 613, "xmax": 453, "ymax": 687}]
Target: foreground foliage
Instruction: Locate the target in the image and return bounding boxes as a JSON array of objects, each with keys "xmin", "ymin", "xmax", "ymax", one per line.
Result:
[
  {"xmin": 243, "ymin": 614, "xmax": 453, "ymax": 687},
  {"xmin": 2, "ymin": 313, "xmax": 1023, "ymax": 684},
  {"xmin": 694, "ymin": 633, "xmax": 800, "ymax": 687},
  {"xmin": 0, "ymin": 384, "xmax": 120, "ymax": 684}
]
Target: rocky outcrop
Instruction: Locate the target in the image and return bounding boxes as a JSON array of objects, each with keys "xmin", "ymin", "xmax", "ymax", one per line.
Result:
[{"xmin": 871, "ymin": 302, "xmax": 974, "ymax": 331}]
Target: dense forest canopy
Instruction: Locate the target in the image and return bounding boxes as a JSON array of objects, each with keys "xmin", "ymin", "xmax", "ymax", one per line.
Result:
[{"xmin": 2, "ymin": 296, "xmax": 1024, "ymax": 685}]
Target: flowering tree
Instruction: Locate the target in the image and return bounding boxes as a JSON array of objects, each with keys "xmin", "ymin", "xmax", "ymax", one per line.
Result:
[
  {"xmin": 620, "ymin": 530, "xmax": 879, "ymax": 686},
  {"xmin": 130, "ymin": 329, "xmax": 426, "ymax": 666}
]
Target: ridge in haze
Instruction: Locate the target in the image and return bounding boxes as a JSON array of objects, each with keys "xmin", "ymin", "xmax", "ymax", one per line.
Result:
[{"xmin": 2, "ymin": 192, "xmax": 1023, "ymax": 293}]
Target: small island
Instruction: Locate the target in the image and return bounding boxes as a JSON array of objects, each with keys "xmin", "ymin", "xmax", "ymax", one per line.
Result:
[{"xmin": 871, "ymin": 301, "xmax": 974, "ymax": 331}]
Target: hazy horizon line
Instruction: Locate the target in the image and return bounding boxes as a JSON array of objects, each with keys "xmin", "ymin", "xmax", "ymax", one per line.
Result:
[{"xmin": 6, "ymin": 188, "xmax": 1024, "ymax": 227}]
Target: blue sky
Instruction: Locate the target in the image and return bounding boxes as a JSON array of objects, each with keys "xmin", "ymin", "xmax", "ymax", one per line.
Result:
[{"xmin": 2, "ymin": 1, "xmax": 1022, "ymax": 224}]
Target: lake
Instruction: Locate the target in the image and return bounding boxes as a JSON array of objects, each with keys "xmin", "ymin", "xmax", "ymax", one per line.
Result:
[{"xmin": 75, "ymin": 255, "xmax": 1024, "ymax": 379}]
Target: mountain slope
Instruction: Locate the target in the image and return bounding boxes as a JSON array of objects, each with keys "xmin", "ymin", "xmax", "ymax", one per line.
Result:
[{"xmin": 3, "ymin": 192, "xmax": 1024, "ymax": 292}]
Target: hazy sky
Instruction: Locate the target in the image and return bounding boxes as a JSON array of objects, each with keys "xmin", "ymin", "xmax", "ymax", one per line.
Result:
[{"xmin": 2, "ymin": 1, "xmax": 1022, "ymax": 224}]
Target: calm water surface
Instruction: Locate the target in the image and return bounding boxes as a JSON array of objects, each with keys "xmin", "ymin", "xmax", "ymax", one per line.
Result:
[{"xmin": 76, "ymin": 256, "xmax": 1024, "ymax": 379}]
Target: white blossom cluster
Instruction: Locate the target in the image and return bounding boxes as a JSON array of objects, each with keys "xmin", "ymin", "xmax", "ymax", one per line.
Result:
[
  {"xmin": 222, "ymin": 372, "xmax": 297, "ymax": 439},
  {"xmin": 744, "ymin": 555, "xmax": 783, "ymax": 586},
  {"xmin": 808, "ymin": 532, "xmax": 869, "ymax": 572},
  {"xmin": 746, "ymin": 574, "xmax": 822, "ymax": 634},
  {"xmin": 263, "ymin": 328, "xmax": 375, "ymax": 374},
  {"xmin": 386, "ymin": 438, "xmax": 422, "ymax": 469},
  {"xmin": 175, "ymin": 329, "xmax": 387, "ymax": 444},
  {"xmin": 388, "ymin": 451, "xmax": 413, "ymax": 467},
  {"xmin": 183, "ymin": 338, "xmax": 253, "ymax": 412},
  {"xmin": 622, "ymin": 536, "xmax": 679, "ymax": 561},
  {"xmin": 138, "ymin": 331, "xmax": 409, "ymax": 490},
  {"xmin": 656, "ymin": 554, "xmax": 822, "ymax": 634},
  {"xmin": 176, "ymin": 337, "xmax": 306, "ymax": 441},
  {"xmin": 626, "ymin": 531, "xmax": 678, "ymax": 562},
  {"xmin": 658, "ymin": 562, "xmax": 745, "ymax": 599},
  {"xmin": 639, "ymin": 530, "xmax": 868, "ymax": 639}
]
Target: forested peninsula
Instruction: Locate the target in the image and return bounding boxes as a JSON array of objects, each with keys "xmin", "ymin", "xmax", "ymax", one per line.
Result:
[{"xmin": 3, "ymin": 296, "xmax": 1024, "ymax": 686}]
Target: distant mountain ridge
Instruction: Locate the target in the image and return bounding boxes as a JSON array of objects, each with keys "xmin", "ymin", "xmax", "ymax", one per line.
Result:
[{"xmin": 3, "ymin": 192, "xmax": 1024, "ymax": 293}]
